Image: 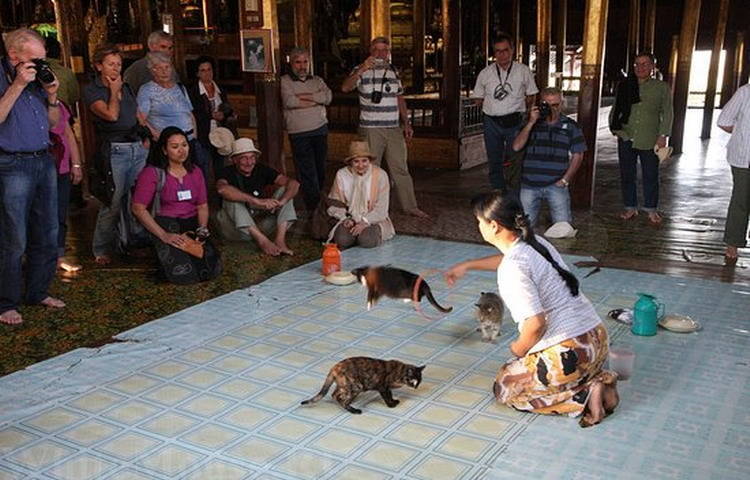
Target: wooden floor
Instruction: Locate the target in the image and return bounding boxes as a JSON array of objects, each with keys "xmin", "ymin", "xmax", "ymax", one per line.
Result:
[{"xmin": 391, "ymin": 109, "xmax": 750, "ymax": 287}]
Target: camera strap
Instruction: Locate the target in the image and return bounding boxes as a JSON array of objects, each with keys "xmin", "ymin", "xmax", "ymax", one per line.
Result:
[
  {"xmin": 495, "ymin": 61, "xmax": 512, "ymax": 88},
  {"xmin": 371, "ymin": 66, "xmax": 390, "ymax": 95}
]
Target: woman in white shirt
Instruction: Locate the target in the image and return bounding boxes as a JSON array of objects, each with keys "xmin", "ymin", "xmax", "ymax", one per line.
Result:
[{"xmin": 444, "ymin": 191, "xmax": 618, "ymax": 427}]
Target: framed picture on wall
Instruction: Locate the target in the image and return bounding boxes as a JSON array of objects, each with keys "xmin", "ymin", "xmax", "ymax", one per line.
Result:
[
  {"xmin": 242, "ymin": 0, "xmax": 264, "ymax": 28},
  {"xmin": 240, "ymin": 29, "xmax": 274, "ymax": 73}
]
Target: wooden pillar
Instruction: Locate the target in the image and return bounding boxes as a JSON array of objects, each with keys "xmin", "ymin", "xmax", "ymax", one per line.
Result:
[
  {"xmin": 255, "ymin": 0, "xmax": 285, "ymax": 172},
  {"xmin": 294, "ymin": 0, "xmax": 314, "ymax": 64},
  {"xmin": 511, "ymin": 0, "xmax": 521, "ymax": 61},
  {"xmin": 668, "ymin": 34, "xmax": 679, "ymax": 92},
  {"xmin": 573, "ymin": 0, "xmax": 608, "ymax": 209},
  {"xmin": 671, "ymin": 0, "xmax": 701, "ymax": 155},
  {"xmin": 720, "ymin": 30, "xmax": 737, "ymax": 107},
  {"xmin": 643, "ymin": 0, "xmax": 656, "ymax": 53},
  {"xmin": 481, "ymin": 0, "xmax": 490, "ymax": 60},
  {"xmin": 536, "ymin": 0, "xmax": 552, "ymax": 89},
  {"xmin": 361, "ymin": 0, "xmax": 391, "ymax": 53},
  {"xmin": 735, "ymin": 31, "xmax": 746, "ymax": 89},
  {"xmin": 701, "ymin": 0, "xmax": 730, "ymax": 139},
  {"xmin": 165, "ymin": 0, "xmax": 186, "ymax": 79},
  {"xmin": 413, "ymin": 0, "xmax": 425, "ymax": 92},
  {"xmin": 626, "ymin": 0, "xmax": 640, "ymax": 71},
  {"xmin": 137, "ymin": 0, "xmax": 154, "ymax": 47},
  {"xmin": 442, "ymin": 0, "xmax": 461, "ymax": 138},
  {"xmin": 555, "ymin": 0, "xmax": 567, "ymax": 79}
]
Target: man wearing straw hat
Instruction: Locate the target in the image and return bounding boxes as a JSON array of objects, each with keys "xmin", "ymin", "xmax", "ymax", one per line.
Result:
[{"xmin": 215, "ymin": 138, "xmax": 299, "ymax": 256}]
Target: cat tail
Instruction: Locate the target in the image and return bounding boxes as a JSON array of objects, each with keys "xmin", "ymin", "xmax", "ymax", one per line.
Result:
[
  {"xmin": 422, "ymin": 284, "xmax": 453, "ymax": 313},
  {"xmin": 301, "ymin": 371, "xmax": 335, "ymax": 405}
]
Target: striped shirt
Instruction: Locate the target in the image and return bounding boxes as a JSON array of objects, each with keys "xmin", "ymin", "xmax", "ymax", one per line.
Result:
[
  {"xmin": 521, "ymin": 115, "xmax": 586, "ymax": 187},
  {"xmin": 497, "ymin": 236, "xmax": 601, "ymax": 354},
  {"xmin": 356, "ymin": 66, "xmax": 403, "ymax": 128},
  {"xmin": 717, "ymin": 84, "xmax": 750, "ymax": 169}
]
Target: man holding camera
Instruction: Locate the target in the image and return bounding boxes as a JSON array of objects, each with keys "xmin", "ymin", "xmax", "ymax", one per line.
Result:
[
  {"xmin": 341, "ymin": 36, "xmax": 428, "ymax": 218},
  {"xmin": 473, "ymin": 34, "xmax": 538, "ymax": 192},
  {"xmin": 512, "ymin": 87, "xmax": 586, "ymax": 229},
  {"xmin": 0, "ymin": 28, "xmax": 64, "ymax": 325}
]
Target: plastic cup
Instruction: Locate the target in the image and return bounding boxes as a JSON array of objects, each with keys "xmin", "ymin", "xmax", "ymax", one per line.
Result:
[{"xmin": 608, "ymin": 344, "xmax": 635, "ymax": 380}]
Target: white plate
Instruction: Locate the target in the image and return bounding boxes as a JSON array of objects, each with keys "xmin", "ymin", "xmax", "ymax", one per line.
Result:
[
  {"xmin": 325, "ymin": 271, "xmax": 356, "ymax": 286},
  {"xmin": 659, "ymin": 314, "xmax": 701, "ymax": 333}
]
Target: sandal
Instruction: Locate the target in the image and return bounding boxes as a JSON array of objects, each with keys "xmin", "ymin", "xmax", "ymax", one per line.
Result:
[{"xmin": 619, "ymin": 210, "xmax": 638, "ymax": 220}]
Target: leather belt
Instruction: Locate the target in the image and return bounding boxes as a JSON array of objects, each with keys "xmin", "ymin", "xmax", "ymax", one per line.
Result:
[{"xmin": 0, "ymin": 148, "xmax": 48, "ymax": 157}]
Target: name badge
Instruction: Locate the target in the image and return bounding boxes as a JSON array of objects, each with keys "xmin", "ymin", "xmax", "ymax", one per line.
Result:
[{"xmin": 177, "ymin": 189, "xmax": 193, "ymax": 201}]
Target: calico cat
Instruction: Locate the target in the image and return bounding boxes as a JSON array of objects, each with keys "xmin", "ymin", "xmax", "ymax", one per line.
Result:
[
  {"xmin": 301, "ymin": 357, "xmax": 425, "ymax": 414},
  {"xmin": 475, "ymin": 291, "xmax": 503, "ymax": 342},
  {"xmin": 351, "ymin": 266, "xmax": 453, "ymax": 313}
]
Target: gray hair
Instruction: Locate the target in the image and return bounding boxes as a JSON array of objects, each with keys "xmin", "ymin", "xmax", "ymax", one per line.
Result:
[
  {"xmin": 146, "ymin": 51, "xmax": 172, "ymax": 69},
  {"xmin": 371, "ymin": 36, "xmax": 390, "ymax": 47},
  {"xmin": 3, "ymin": 28, "xmax": 44, "ymax": 54},
  {"xmin": 540, "ymin": 86, "xmax": 563, "ymax": 98},
  {"xmin": 288, "ymin": 47, "xmax": 309, "ymax": 62},
  {"xmin": 147, "ymin": 30, "xmax": 173, "ymax": 49}
]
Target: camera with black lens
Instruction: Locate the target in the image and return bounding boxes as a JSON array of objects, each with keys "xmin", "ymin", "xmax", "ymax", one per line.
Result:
[
  {"xmin": 370, "ymin": 90, "xmax": 383, "ymax": 104},
  {"xmin": 30, "ymin": 58, "xmax": 55, "ymax": 85},
  {"xmin": 538, "ymin": 100, "xmax": 551, "ymax": 119}
]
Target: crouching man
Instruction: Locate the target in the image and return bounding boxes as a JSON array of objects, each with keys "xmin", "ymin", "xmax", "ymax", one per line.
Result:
[{"xmin": 216, "ymin": 138, "xmax": 299, "ymax": 256}]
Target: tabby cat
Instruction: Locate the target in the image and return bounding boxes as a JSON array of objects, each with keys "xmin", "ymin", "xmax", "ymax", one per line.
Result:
[
  {"xmin": 475, "ymin": 291, "xmax": 503, "ymax": 342},
  {"xmin": 300, "ymin": 357, "xmax": 425, "ymax": 414},
  {"xmin": 351, "ymin": 266, "xmax": 453, "ymax": 313}
]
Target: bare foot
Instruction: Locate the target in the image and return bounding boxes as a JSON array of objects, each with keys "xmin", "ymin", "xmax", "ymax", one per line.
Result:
[
  {"xmin": 647, "ymin": 211, "xmax": 662, "ymax": 225},
  {"xmin": 0, "ymin": 310, "xmax": 23, "ymax": 325},
  {"xmin": 619, "ymin": 209, "xmax": 638, "ymax": 220},
  {"xmin": 579, "ymin": 381, "xmax": 605, "ymax": 428},
  {"xmin": 58, "ymin": 259, "xmax": 82, "ymax": 272},
  {"xmin": 258, "ymin": 239, "xmax": 281, "ymax": 256},
  {"xmin": 40, "ymin": 296, "xmax": 66, "ymax": 308},
  {"xmin": 406, "ymin": 208, "xmax": 430, "ymax": 219},
  {"xmin": 725, "ymin": 245, "xmax": 739, "ymax": 266},
  {"xmin": 603, "ymin": 382, "xmax": 620, "ymax": 416},
  {"xmin": 94, "ymin": 255, "xmax": 112, "ymax": 265}
]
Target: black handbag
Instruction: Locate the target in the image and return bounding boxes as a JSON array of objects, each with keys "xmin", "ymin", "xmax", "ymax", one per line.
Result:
[{"xmin": 89, "ymin": 140, "xmax": 115, "ymax": 207}]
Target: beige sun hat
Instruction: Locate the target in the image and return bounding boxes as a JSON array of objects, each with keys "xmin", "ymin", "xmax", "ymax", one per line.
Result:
[
  {"xmin": 344, "ymin": 140, "xmax": 375, "ymax": 163},
  {"xmin": 208, "ymin": 127, "xmax": 235, "ymax": 155},
  {"xmin": 544, "ymin": 221, "xmax": 578, "ymax": 239},
  {"xmin": 231, "ymin": 138, "xmax": 262, "ymax": 157},
  {"xmin": 654, "ymin": 145, "xmax": 673, "ymax": 162}
]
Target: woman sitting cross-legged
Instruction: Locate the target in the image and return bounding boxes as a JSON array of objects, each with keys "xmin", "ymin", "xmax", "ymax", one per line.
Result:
[
  {"xmin": 132, "ymin": 127, "xmax": 222, "ymax": 284},
  {"xmin": 326, "ymin": 140, "xmax": 394, "ymax": 248},
  {"xmin": 444, "ymin": 191, "xmax": 618, "ymax": 427}
]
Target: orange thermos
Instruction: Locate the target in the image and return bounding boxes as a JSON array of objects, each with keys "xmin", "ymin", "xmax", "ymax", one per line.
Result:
[{"xmin": 322, "ymin": 243, "xmax": 341, "ymax": 275}]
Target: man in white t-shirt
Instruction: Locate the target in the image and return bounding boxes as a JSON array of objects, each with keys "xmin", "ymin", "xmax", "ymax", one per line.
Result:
[
  {"xmin": 472, "ymin": 34, "xmax": 538, "ymax": 191},
  {"xmin": 341, "ymin": 37, "xmax": 428, "ymax": 218}
]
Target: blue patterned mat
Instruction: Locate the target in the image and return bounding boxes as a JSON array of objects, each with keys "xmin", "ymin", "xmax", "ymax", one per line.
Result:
[{"xmin": 1, "ymin": 236, "xmax": 748, "ymax": 480}]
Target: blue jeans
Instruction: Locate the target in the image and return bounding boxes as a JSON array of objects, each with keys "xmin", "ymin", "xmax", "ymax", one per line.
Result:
[
  {"xmin": 290, "ymin": 133, "xmax": 327, "ymax": 210},
  {"xmin": 617, "ymin": 138, "xmax": 659, "ymax": 211},
  {"xmin": 57, "ymin": 173, "xmax": 71, "ymax": 256},
  {"xmin": 92, "ymin": 142, "xmax": 147, "ymax": 257},
  {"xmin": 0, "ymin": 152, "xmax": 58, "ymax": 313},
  {"xmin": 483, "ymin": 115, "xmax": 521, "ymax": 191},
  {"xmin": 520, "ymin": 183, "xmax": 572, "ymax": 227}
]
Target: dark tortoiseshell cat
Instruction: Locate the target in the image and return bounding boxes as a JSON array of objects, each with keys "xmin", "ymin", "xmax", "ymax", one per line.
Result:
[
  {"xmin": 351, "ymin": 266, "xmax": 453, "ymax": 313},
  {"xmin": 301, "ymin": 357, "xmax": 425, "ymax": 414}
]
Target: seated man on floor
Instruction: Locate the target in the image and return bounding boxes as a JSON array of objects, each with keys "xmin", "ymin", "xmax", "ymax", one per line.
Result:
[{"xmin": 216, "ymin": 138, "xmax": 299, "ymax": 256}]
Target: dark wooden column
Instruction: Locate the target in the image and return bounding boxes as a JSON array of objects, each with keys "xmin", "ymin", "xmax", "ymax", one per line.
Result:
[
  {"xmin": 573, "ymin": 0, "xmax": 608, "ymax": 209},
  {"xmin": 481, "ymin": 0, "xmax": 490, "ymax": 59},
  {"xmin": 511, "ymin": 0, "xmax": 521, "ymax": 61},
  {"xmin": 536, "ymin": 0, "xmax": 552, "ymax": 89},
  {"xmin": 701, "ymin": 0, "xmax": 730, "ymax": 139},
  {"xmin": 720, "ymin": 30, "xmax": 737, "ymax": 107},
  {"xmin": 555, "ymin": 0, "xmax": 567, "ymax": 83},
  {"xmin": 626, "ymin": 0, "xmax": 640, "ymax": 70},
  {"xmin": 361, "ymin": 0, "xmax": 391, "ymax": 53},
  {"xmin": 442, "ymin": 0, "xmax": 461, "ymax": 138},
  {"xmin": 165, "ymin": 0, "xmax": 187, "ymax": 79},
  {"xmin": 737, "ymin": 32, "xmax": 747, "ymax": 87},
  {"xmin": 413, "ymin": 0, "xmax": 425, "ymax": 92},
  {"xmin": 255, "ymin": 0, "xmax": 285, "ymax": 172},
  {"xmin": 294, "ymin": 0, "xmax": 314, "ymax": 63},
  {"xmin": 137, "ymin": 0, "xmax": 154, "ymax": 47},
  {"xmin": 643, "ymin": 0, "xmax": 656, "ymax": 53},
  {"xmin": 671, "ymin": 0, "xmax": 701, "ymax": 155},
  {"xmin": 668, "ymin": 34, "xmax": 679, "ymax": 92}
]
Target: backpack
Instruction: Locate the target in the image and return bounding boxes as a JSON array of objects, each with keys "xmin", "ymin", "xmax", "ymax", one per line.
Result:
[{"xmin": 116, "ymin": 167, "xmax": 166, "ymax": 255}]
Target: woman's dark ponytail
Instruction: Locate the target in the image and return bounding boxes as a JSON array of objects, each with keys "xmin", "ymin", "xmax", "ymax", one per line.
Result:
[{"xmin": 474, "ymin": 191, "xmax": 580, "ymax": 297}]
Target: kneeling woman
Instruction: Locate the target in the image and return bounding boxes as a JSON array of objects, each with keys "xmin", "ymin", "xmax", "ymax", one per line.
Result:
[
  {"xmin": 326, "ymin": 140, "xmax": 394, "ymax": 248},
  {"xmin": 132, "ymin": 127, "xmax": 222, "ymax": 284},
  {"xmin": 444, "ymin": 191, "xmax": 618, "ymax": 427}
]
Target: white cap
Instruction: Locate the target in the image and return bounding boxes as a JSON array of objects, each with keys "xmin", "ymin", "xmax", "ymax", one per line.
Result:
[{"xmin": 544, "ymin": 221, "xmax": 578, "ymax": 239}]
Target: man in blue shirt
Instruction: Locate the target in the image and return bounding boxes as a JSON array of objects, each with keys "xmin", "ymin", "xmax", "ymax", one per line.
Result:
[
  {"xmin": 512, "ymin": 87, "xmax": 586, "ymax": 228},
  {"xmin": 0, "ymin": 28, "xmax": 64, "ymax": 325}
]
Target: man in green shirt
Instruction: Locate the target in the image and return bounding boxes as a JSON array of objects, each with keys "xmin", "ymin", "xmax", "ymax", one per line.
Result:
[{"xmin": 610, "ymin": 53, "xmax": 673, "ymax": 224}]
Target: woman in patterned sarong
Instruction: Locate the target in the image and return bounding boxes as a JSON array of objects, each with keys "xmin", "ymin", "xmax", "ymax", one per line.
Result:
[{"xmin": 444, "ymin": 191, "xmax": 619, "ymax": 427}]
